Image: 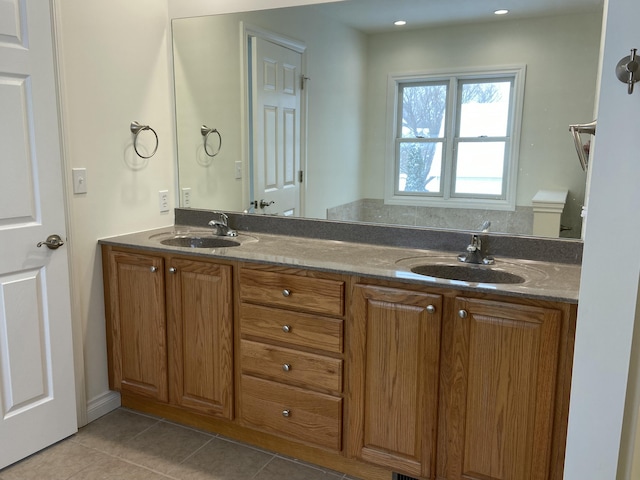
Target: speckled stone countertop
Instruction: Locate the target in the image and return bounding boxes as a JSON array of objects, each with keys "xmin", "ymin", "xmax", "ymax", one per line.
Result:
[{"xmin": 100, "ymin": 224, "xmax": 581, "ymax": 304}]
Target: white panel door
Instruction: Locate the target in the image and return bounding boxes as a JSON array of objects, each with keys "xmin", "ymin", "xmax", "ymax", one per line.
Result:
[
  {"xmin": 251, "ymin": 36, "xmax": 302, "ymax": 216},
  {"xmin": 0, "ymin": 0, "xmax": 77, "ymax": 468}
]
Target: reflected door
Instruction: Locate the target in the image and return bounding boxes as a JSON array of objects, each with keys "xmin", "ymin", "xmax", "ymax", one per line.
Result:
[
  {"xmin": 0, "ymin": 0, "xmax": 77, "ymax": 468},
  {"xmin": 250, "ymin": 36, "xmax": 303, "ymax": 216}
]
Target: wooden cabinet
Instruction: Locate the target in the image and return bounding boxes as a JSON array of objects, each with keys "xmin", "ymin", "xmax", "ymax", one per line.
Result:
[
  {"xmin": 437, "ymin": 296, "xmax": 571, "ymax": 480},
  {"xmin": 166, "ymin": 257, "xmax": 233, "ymax": 419},
  {"xmin": 238, "ymin": 264, "xmax": 346, "ymax": 451},
  {"xmin": 104, "ymin": 249, "xmax": 168, "ymax": 401},
  {"xmin": 102, "ymin": 246, "xmax": 234, "ymax": 419},
  {"xmin": 103, "ymin": 246, "xmax": 576, "ymax": 480},
  {"xmin": 348, "ymin": 283, "xmax": 443, "ymax": 479}
]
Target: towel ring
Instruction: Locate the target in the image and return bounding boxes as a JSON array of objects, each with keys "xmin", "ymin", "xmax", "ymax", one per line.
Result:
[
  {"xmin": 201, "ymin": 125, "xmax": 222, "ymax": 157},
  {"xmin": 130, "ymin": 121, "xmax": 158, "ymax": 159}
]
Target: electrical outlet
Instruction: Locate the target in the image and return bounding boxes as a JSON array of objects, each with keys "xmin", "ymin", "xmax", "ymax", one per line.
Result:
[
  {"xmin": 181, "ymin": 187, "xmax": 191, "ymax": 207},
  {"xmin": 158, "ymin": 190, "xmax": 170, "ymax": 213},
  {"xmin": 72, "ymin": 168, "xmax": 87, "ymax": 194},
  {"xmin": 235, "ymin": 161, "xmax": 242, "ymax": 179}
]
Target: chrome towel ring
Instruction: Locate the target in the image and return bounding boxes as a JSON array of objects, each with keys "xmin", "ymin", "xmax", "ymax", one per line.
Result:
[
  {"xmin": 201, "ymin": 125, "xmax": 222, "ymax": 157},
  {"xmin": 130, "ymin": 121, "xmax": 159, "ymax": 159}
]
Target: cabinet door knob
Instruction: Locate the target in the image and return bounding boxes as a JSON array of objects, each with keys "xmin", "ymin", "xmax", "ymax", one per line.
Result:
[
  {"xmin": 169, "ymin": 267, "xmax": 177, "ymax": 273},
  {"xmin": 426, "ymin": 305, "xmax": 436, "ymax": 314},
  {"xmin": 282, "ymin": 409, "xmax": 291, "ymax": 417},
  {"xmin": 282, "ymin": 325, "xmax": 292, "ymax": 333},
  {"xmin": 282, "ymin": 289, "xmax": 291, "ymax": 297},
  {"xmin": 150, "ymin": 266, "xmax": 158, "ymax": 273},
  {"xmin": 458, "ymin": 309, "xmax": 468, "ymax": 319},
  {"xmin": 282, "ymin": 363, "xmax": 291, "ymax": 372}
]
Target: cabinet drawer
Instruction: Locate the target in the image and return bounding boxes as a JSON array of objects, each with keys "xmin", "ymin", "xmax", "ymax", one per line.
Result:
[
  {"xmin": 240, "ymin": 304, "xmax": 343, "ymax": 354},
  {"xmin": 241, "ymin": 339, "xmax": 343, "ymax": 393},
  {"xmin": 240, "ymin": 375, "xmax": 342, "ymax": 451},
  {"xmin": 239, "ymin": 268, "xmax": 345, "ymax": 316}
]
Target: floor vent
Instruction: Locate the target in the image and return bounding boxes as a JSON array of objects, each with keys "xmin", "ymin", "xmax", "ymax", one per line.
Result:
[{"xmin": 392, "ymin": 473, "xmax": 419, "ymax": 480}]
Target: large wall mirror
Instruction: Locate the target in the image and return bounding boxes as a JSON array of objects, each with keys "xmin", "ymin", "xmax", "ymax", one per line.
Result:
[{"xmin": 172, "ymin": 0, "xmax": 603, "ymax": 239}]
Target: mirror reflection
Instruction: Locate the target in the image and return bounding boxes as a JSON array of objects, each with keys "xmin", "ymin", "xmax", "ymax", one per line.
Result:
[{"xmin": 172, "ymin": 0, "xmax": 603, "ymax": 239}]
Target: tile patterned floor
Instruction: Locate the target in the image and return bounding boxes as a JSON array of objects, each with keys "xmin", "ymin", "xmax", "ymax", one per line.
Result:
[{"xmin": 0, "ymin": 408, "xmax": 364, "ymax": 480}]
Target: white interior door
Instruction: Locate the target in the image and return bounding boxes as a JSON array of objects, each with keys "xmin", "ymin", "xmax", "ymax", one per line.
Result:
[
  {"xmin": 251, "ymin": 36, "xmax": 303, "ymax": 216},
  {"xmin": 0, "ymin": 0, "xmax": 77, "ymax": 468}
]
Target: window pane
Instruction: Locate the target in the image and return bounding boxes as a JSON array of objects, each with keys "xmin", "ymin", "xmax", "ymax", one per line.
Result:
[
  {"xmin": 401, "ymin": 84, "xmax": 447, "ymax": 139},
  {"xmin": 454, "ymin": 142, "xmax": 505, "ymax": 195},
  {"xmin": 459, "ymin": 81, "xmax": 511, "ymax": 137},
  {"xmin": 398, "ymin": 142, "xmax": 442, "ymax": 193}
]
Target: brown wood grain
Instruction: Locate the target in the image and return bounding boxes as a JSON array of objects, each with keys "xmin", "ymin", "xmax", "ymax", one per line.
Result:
[
  {"xmin": 167, "ymin": 257, "xmax": 234, "ymax": 418},
  {"xmin": 348, "ymin": 283, "xmax": 442, "ymax": 479}
]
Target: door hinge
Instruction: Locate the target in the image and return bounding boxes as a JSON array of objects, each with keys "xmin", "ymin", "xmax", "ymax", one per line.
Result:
[
  {"xmin": 298, "ymin": 170, "xmax": 304, "ymax": 183},
  {"xmin": 300, "ymin": 75, "xmax": 310, "ymax": 90}
]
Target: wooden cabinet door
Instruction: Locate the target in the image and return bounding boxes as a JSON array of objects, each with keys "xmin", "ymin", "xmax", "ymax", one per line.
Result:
[
  {"xmin": 348, "ymin": 284, "xmax": 442, "ymax": 478},
  {"xmin": 438, "ymin": 297, "xmax": 562, "ymax": 480},
  {"xmin": 167, "ymin": 258, "xmax": 233, "ymax": 418},
  {"xmin": 106, "ymin": 250, "xmax": 168, "ymax": 401}
]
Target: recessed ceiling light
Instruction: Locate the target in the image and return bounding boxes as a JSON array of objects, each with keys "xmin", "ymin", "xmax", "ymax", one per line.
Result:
[
  {"xmin": 494, "ymin": 9, "xmax": 509, "ymax": 15},
  {"xmin": 394, "ymin": 20, "xmax": 407, "ymax": 26}
]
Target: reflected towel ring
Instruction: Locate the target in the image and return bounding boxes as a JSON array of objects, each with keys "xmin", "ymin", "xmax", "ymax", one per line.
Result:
[
  {"xmin": 130, "ymin": 121, "xmax": 159, "ymax": 159},
  {"xmin": 201, "ymin": 125, "xmax": 222, "ymax": 157}
]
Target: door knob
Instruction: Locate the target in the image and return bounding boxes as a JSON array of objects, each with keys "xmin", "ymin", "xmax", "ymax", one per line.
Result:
[
  {"xmin": 37, "ymin": 234, "xmax": 65, "ymax": 250},
  {"xmin": 259, "ymin": 199, "xmax": 275, "ymax": 209}
]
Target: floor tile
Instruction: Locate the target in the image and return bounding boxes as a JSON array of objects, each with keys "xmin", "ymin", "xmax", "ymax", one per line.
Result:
[
  {"xmin": 66, "ymin": 454, "xmax": 173, "ymax": 480},
  {"xmin": 253, "ymin": 456, "xmax": 343, "ymax": 480},
  {"xmin": 72, "ymin": 408, "xmax": 160, "ymax": 454},
  {"xmin": 112, "ymin": 420, "xmax": 213, "ymax": 474},
  {"xmin": 0, "ymin": 440, "xmax": 109, "ymax": 480},
  {"xmin": 165, "ymin": 436, "xmax": 274, "ymax": 480}
]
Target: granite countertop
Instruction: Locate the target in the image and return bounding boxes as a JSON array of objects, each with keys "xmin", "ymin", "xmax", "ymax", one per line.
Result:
[{"xmin": 100, "ymin": 225, "xmax": 581, "ymax": 303}]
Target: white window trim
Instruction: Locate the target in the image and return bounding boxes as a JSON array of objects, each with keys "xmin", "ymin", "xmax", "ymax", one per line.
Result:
[{"xmin": 384, "ymin": 65, "xmax": 526, "ymax": 211}]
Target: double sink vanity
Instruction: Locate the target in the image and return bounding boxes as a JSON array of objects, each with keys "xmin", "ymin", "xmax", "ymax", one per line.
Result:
[{"xmin": 100, "ymin": 208, "xmax": 580, "ymax": 480}]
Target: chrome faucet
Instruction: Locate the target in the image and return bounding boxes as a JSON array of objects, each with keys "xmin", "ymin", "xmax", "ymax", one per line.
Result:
[
  {"xmin": 458, "ymin": 221, "xmax": 494, "ymax": 265},
  {"xmin": 208, "ymin": 212, "xmax": 238, "ymax": 237}
]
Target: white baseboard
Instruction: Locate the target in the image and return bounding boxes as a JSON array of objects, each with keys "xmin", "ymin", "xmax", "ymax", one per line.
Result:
[{"xmin": 86, "ymin": 390, "xmax": 121, "ymax": 424}]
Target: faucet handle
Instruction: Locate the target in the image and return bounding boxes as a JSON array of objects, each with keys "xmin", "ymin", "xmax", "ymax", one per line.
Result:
[{"xmin": 212, "ymin": 211, "xmax": 228, "ymax": 225}]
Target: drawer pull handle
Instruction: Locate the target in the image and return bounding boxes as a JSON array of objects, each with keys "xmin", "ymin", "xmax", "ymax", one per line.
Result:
[
  {"xmin": 426, "ymin": 305, "xmax": 436, "ymax": 314},
  {"xmin": 458, "ymin": 309, "xmax": 468, "ymax": 319},
  {"xmin": 282, "ymin": 409, "xmax": 291, "ymax": 417},
  {"xmin": 282, "ymin": 289, "xmax": 291, "ymax": 297},
  {"xmin": 282, "ymin": 363, "xmax": 291, "ymax": 372},
  {"xmin": 282, "ymin": 325, "xmax": 292, "ymax": 333}
]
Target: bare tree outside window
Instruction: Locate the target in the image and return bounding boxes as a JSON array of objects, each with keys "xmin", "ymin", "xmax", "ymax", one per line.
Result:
[{"xmin": 399, "ymin": 82, "xmax": 502, "ymax": 193}]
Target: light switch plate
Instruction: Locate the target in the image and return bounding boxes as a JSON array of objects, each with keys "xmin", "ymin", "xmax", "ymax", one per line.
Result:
[{"xmin": 72, "ymin": 168, "xmax": 87, "ymax": 194}]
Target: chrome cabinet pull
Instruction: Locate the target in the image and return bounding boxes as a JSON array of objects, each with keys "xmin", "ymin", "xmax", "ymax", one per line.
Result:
[
  {"xmin": 282, "ymin": 325, "xmax": 292, "ymax": 333},
  {"xmin": 282, "ymin": 409, "xmax": 291, "ymax": 417},
  {"xmin": 150, "ymin": 266, "xmax": 158, "ymax": 273},
  {"xmin": 282, "ymin": 363, "xmax": 291, "ymax": 372},
  {"xmin": 282, "ymin": 289, "xmax": 291, "ymax": 297},
  {"xmin": 426, "ymin": 305, "xmax": 436, "ymax": 314},
  {"xmin": 169, "ymin": 267, "xmax": 177, "ymax": 273},
  {"xmin": 458, "ymin": 309, "xmax": 468, "ymax": 319}
]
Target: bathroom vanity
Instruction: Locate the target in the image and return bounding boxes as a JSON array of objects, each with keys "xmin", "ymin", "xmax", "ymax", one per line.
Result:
[{"xmin": 100, "ymin": 216, "xmax": 579, "ymax": 480}]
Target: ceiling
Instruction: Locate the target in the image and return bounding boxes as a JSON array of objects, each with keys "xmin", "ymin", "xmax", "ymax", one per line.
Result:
[{"xmin": 311, "ymin": 0, "xmax": 604, "ymax": 33}]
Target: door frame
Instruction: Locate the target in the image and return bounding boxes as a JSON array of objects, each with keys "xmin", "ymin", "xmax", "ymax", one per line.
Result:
[
  {"xmin": 240, "ymin": 22, "xmax": 307, "ymax": 216},
  {"xmin": 50, "ymin": 0, "xmax": 88, "ymax": 427}
]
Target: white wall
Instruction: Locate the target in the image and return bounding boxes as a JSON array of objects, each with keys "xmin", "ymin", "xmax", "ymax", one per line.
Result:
[
  {"xmin": 55, "ymin": 0, "xmax": 175, "ymax": 421},
  {"xmin": 363, "ymin": 12, "xmax": 601, "ymax": 233},
  {"xmin": 173, "ymin": 6, "xmax": 367, "ymax": 219},
  {"xmin": 564, "ymin": 0, "xmax": 640, "ymax": 478}
]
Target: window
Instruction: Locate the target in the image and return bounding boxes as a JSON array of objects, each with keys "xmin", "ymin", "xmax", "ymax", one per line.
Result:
[{"xmin": 385, "ymin": 66, "xmax": 525, "ymax": 209}]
